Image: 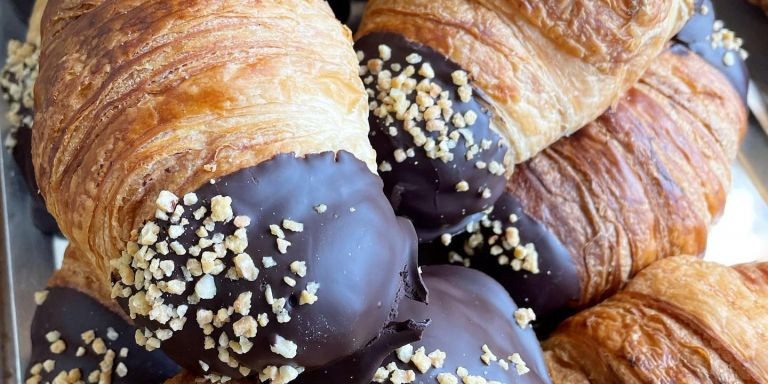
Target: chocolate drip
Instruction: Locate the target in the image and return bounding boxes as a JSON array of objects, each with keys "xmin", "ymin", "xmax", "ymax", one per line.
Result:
[
  {"xmin": 420, "ymin": 194, "xmax": 580, "ymax": 337},
  {"xmin": 27, "ymin": 287, "xmax": 179, "ymax": 383},
  {"xmin": 115, "ymin": 151, "xmax": 426, "ymax": 381},
  {"xmin": 673, "ymin": 0, "xmax": 749, "ymax": 102},
  {"xmin": 355, "ymin": 33, "xmax": 508, "ymax": 242},
  {"xmin": 369, "ymin": 266, "xmax": 552, "ymax": 384}
]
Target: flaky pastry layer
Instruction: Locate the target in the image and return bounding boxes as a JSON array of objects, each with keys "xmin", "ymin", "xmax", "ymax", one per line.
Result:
[
  {"xmin": 33, "ymin": 0, "xmax": 371, "ymax": 279},
  {"xmin": 544, "ymin": 256, "xmax": 768, "ymax": 383},
  {"xmin": 508, "ymin": 47, "xmax": 746, "ymax": 308}
]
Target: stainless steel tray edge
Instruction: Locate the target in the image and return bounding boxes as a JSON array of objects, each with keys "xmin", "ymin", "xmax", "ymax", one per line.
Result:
[
  {"xmin": 0, "ymin": 109, "xmax": 56, "ymax": 383},
  {"xmin": 0, "ymin": 135, "xmax": 22, "ymax": 384}
]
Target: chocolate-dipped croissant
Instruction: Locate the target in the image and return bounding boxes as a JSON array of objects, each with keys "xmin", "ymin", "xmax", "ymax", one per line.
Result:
[
  {"xmin": 543, "ymin": 256, "xmax": 768, "ymax": 383},
  {"xmin": 354, "ymin": 0, "xmax": 695, "ymax": 239},
  {"xmin": 420, "ymin": 3, "xmax": 749, "ymax": 333},
  {"xmin": 32, "ymin": 0, "xmax": 425, "ymax": 382},
  {"xmin": 25, "ymin": 247, "xmax": 180, "ymax": 384},
  {"xmin": 367, "ymin": 266, "xmax": 551, "ymax": 384},
  {"xmin": 167, "ymin": 265, "xmax": 554, "ymax": 384}
]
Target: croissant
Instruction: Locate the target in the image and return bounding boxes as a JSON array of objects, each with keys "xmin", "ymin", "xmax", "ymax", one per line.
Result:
[
  {"xmin": 25, "ymin": 247, "xmax": 180, "ymax": 384},
  {"xmin": 365, "ymin": 265, "xmax": 551, "ymax": 384},
  {"xmin": 168, "ymin": 265, "xmax": 554, "ymax": 384},
  {"xmin": 0, "ymin": 0, "xmax": 59, "ymax": 234},
  {"xmin": 353, "ymin": 0, "xmax": 695, "ymax": 239},
  {"xmin": 33, "ymin": 0, "xmax": 425, "ymax": 382},
  {"xmin": 420, "ymin": 2, "xmax": 748, "ymax": 333},
  {"xmin": 543, "ymin": 256, "xmax": 768, "ymax": 383}
]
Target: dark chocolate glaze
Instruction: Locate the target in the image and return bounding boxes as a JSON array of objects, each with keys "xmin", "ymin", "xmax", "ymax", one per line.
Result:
[
  {"xmin": 13, "ymin": 125, "xmax": 61, "ymax": 235},
  {"xmin": 115, "ymin": 151, "xmax": 426, "ymax": 381},
  {"xmin": 297, "ymin": 320, "xmax": 427, "ymax": 384},
  {"xmin": 420, "ymin": 194, "xmax": 580, "ymax": 337},
  {"xmin": 673, "ymin": 0, "xmax": 749, "ymax": 102},
  {"xmin": 355, "ymin": 33, "xmax": 508, "ymax": 242},
  {"xmin": 371, "ymin": 265, "xmax": 552, "ymax": 384},
  {"xmin": 711, "ymin": 0, "xmax": 768, "ymax": 91},
  {"xmin": 27, "ymin": 287, "xmax": 180, "ymax": 383}
]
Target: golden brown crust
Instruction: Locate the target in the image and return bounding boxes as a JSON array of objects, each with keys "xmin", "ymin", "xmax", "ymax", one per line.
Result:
[
  {"xmin": 47, "ymin": 246, "xmax": 125, "ymax": 319},
  {"xmin": 33, "ymin": 0, "xmax": 371, "ymax": 280},
  {"xmin": 543, "ymin": 256, "xmax": 768, "ymax": 383},
  {"xmin": 508, "ymin": 48, "xmax": 747, "ymax": 308},
  {"xmin": 542, "ymin": 351, "xmax": 590, "ymax": 384},
  {"xmin": 734, "ymin": 262, "xmax": 768, "ymax": 293},
  {"xmin": 357, "ymin": 0, "xmax": 694, "ymax": 165}
]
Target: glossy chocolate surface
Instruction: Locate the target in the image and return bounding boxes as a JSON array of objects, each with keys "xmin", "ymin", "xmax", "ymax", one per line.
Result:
[
  {"xmin": 297, "ymin": 320, "xmax": 426, "ymax": 384},
  {"xmin": 371, "ymin": 265, "xmax": 552, "ymax": 384},
  {"xmin": 420, "ymin": 194, "xmax": 580, "ymax": 337},
  {"xmin": 28, "ymin": 287, "xmax": 179, "ymax": 383},
  {"xmin": 674, "ymin": 0, "xmax": 749, "ymax": 102},
  {"xmin": 356, "ymin": 32, "xmax": 508, "ymax": 242},
  {"xmin": 115, "ymin": 151, "xmax": 426, "ymax": 381}
]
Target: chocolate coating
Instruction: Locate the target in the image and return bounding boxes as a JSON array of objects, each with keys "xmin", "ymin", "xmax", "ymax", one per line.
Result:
[
  {"xmin": 673, "ymin": 0, "xmax": 749, "ymax": 102},
  {"xmin": 1, "ymin": 42, "xmax": 61, "ymax": 235},
  {"xmin": 712, "ymin": 0, "xmax": 767, "ymax": 91},
  {"xmin": 296, "ymin": 320, "xmax": 427, "ymax": 384},
  {"xmin": 27, "ymin": 287, "xmax": 179, "ymax": 383},
  {"xmin": 13, "ymin": 125, "xmax": 61, "ymax": 234},
  {"xmin": 420, "ymin": 194, "xmax": 580, "ymax": 337},
  {"xmin": 371, "ymin": 265, "xmax": 552, "ymax": 384},
  {"xmin": 114, "ymin": 151, "xmax": 426, "ymax": 381},
  {"xmin": 355, "ymin": 32, "xmax": 508, "ymax": 242}
]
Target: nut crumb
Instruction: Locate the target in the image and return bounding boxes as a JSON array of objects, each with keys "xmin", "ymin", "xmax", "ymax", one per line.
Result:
[
  {"xmin": 514, "ymin": 307, "xmax": 536, "ymax": 329},
  {"xmin": 270, "ymin": 335, "xmax": 298, "ymax": 358},
  {"xmin": 34, "ymin": 290, "xmax": 49, "ymax": 305},
  {"xmin": 276, "ymin": 238, "xmax": 291, "ymax": 254},
  {"xmin": 282, "ymin": 219, "xmax": 304, "ymax": 232}
]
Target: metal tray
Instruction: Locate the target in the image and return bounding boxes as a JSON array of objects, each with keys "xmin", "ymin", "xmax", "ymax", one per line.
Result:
[{"xmin": 1, "ymin": 0, "xmax": 768, "ymax": 383}]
